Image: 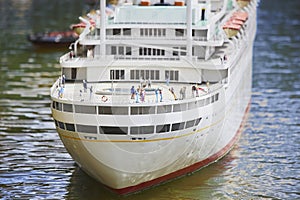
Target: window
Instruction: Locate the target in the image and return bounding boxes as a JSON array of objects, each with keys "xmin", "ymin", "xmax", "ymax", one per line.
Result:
[
  {"xmin": 65, "ymin": 123, "xmax": 75, "ymax": 131},
  {"xmin": 100, "ymin": 126, "xmax": 128, "ymax": 134},
  {"xmin": 157, "ymin": 29, "xmax": 166, "ymax": 36},
  {"xmin": 74, "ymin": 105, "xmax": 96, "ymax": 114},
  {"xmin": 111, "ymin": 46, "xmax": 117, "ymax": 54},
  {"xmin": 119, "ymin": 46, "xmax": 124, "ymax": 55},
  {"xmin": 131, "ymin": 126, "xmax": 154, "ymax": 134},
  {"xmin": 185, "ymin": 120, "xmax": 195, "ymax": 128},
  {"xmin": 54, "ymin": 102, "xmax": 62, "ymax": 111},
  {"xmin": 198, "ymin": 99, "xmax": 205, "ymax": 107},
  {"xmin": 58, "ymin": 121, "xmax": 65, "ymax": 129},
  {"xmin": 188, "ymin": 101, "xmax": 198, "ymax": 110},
  {"xmin": 195, "ymin": 118, "xmax": 202, "ymax": 126},
  {"xmin": 111, "ymin": 107, "xmax": 128, "ymax": 115},
  {"xmin": 156, "ymin": 124, "xmax": 170, "ymax": 133},
  {"xmin": 173, "ymin": 47, "xmax": 186, "ymax": 56},
  {"xmin": 126, "ymin": 47, "xmax": 132, "ymax": 55},
  {"xmin": 211, "ymin": 95, "xmax": 215, "ymax": 103},
  {"xmin": 173, "ymin": 103, "xmax": 187, "ymax": 112},
  {"xmin": 111, "ymin": 46, "xmax": 131, "ymax": 56},
  {"xmin": 140, "ymin": 28, "xmax": 166, "ymax": 37},
  {"xmin": 157, "ymin": 105, "xmax": 172, "ymax": 114},
  {"xmin": 77, "ymin": 124, "xmax": 97, "ymax": 134},
  {"xmin": 130, "ymin": 70, "xmax": 134, "ymax": 80},
  {"xmin": 63, "ymin": 103, "xmax": 73, "ymax": 112},
  {"xmin": 171, "ymin": 122, "xmax": 185, "ymax": 131},
  {"xmin": 98, "ymin": 106, "xmax": 112, "ymax": 115},
  {"xmin": 52, "ymin": 101, "xmax": 56, "ymax": 109},
  {"xmin": 131, "ymin": 106, "xmax": 155, "ymax": 115},
  {"xmin": 130, "ymin": 70, "xmax": 159, "ymax": 80},
  {"xmin": 71, "ymin": 68, "xmax": 77, "ymax": 80},
  {"xmin": 215, "ymin": 93, "xmax": 219, "ymax": 101},
  {"xmin": 123, "ymin": 28, "xmax": 131, "ymax": 36},
  {"xmin": 113, "ymin": 29, "xmax": 121, "ymax": 35},
  {"xmin": 110, "ymin": 69, "xmax": 125, "ymax": 80},
  {"xmin": 155, "ymin": 70, "xmax": 160, "ymax": 80},
  {"xmin": 175, "ymin": 29, "xmax": 184, "ymax": 37},
  {"xmin": 205, "ymin": 97, "xmax": 210, "ymax": 105},
  {"xmin": 165, "ymin": 70, "xmax": 179, "ymax": 81},
  {"xmin": 139, "ymin": 47, "xmax": 165, "ymax": 56}
]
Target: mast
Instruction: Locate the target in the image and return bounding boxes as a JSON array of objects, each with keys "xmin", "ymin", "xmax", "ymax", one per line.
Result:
[
  {"xmin": 100, "ymin": 0, "xmax": 106, "ymax": 56},
  {"xmin": 186, "ymin": 0, "xmax": 193, "ymax": 60}
]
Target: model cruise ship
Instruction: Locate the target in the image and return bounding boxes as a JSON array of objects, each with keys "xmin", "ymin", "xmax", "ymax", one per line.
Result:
[{"xmin": 50, "ymin": 0, "xmax": 258, "ymax": 194}]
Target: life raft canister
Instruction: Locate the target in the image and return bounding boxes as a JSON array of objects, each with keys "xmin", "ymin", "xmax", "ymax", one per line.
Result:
[{"xmin": 101, "ymin": 95, "xmax": 108, "ymax": 102}]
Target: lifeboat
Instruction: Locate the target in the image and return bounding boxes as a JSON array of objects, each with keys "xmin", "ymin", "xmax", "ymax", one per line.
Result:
[
  {"xmin": 70, "ymin": 19, "xmax": 96, "ymax": 35},
  {"xmin": 232, "ymin": 11, "xmax": 248, "ymax": 21},
  {"xmin": 236, "ymin": 0, "xmax": 251, "ymax": 8},
  {"xmin": 140, "ymin": 1, "xmax": 151, "ymax": 6},
  {"xmin": 174, "ymin": 1, "xmax": 185, "ymax": 6},
  {"xmin": 223, "ymin": 11, "xmax": 248, "ymax": 38},
  {"xmin": 223, "ymin": 24, "xmax": 242, "ymax": 38},
  {"xmin": 27, "ymin": 30, "xmax": 78, "ymax": 46}
]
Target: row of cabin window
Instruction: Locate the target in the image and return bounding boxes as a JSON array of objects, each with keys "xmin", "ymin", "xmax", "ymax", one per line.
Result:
[
  {"xmin": 110, "ymin": 69, "xmax": 179, "ymax": 81},
  {"xmin": 130, "ymin": 69, "xmax": 160, "ymax": 80},
  {"xmin": 54, "ymin": 117, "xmax": 201, "ymax": 135},
  {"xmin": 110, "ymin": 28, "xmax": 203, "ymax": 37},
  {"xmin": 52, "ymin": 93, "xmax": 219, "ymax": 115},
  {"xmin": 110, "ymin": 46, "xmax": 171, "ymax": 57}
]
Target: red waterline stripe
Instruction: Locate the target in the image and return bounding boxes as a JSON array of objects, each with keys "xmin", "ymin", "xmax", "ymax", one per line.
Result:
[{"xmin": 110, "ymin": 102, "xmax": 251, "ymax": 195}]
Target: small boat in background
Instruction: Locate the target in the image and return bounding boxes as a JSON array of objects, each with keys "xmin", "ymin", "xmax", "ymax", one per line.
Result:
[{"xmin": 27, "ymin": 30, "xmax": 78, "ymax": 46}]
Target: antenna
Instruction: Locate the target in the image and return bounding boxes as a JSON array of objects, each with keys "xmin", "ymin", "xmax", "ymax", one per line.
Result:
[
  {"xmin": 186, "ymin": 0, "xmax": 193, "ymax": 60},
  {"xmin": 100, "ymin": 0, "xmax": 106, "ymax": 56}
]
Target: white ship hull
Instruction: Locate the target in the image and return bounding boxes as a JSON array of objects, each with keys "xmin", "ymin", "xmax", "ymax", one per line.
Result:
[{"xmin": 50, "ymin": 0, "xmax": 258, "ymax": 195}]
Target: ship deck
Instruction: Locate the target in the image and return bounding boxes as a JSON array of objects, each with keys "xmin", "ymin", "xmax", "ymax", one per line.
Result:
[{"xmin": 51, "ymin": 80, "xmax": 218, "ymax": 106}]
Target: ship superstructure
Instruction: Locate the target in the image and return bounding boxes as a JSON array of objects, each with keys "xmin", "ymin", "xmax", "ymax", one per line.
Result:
[{"xmin": 50, "ymin": 0, "xmax": 258, "ymax": 194}]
